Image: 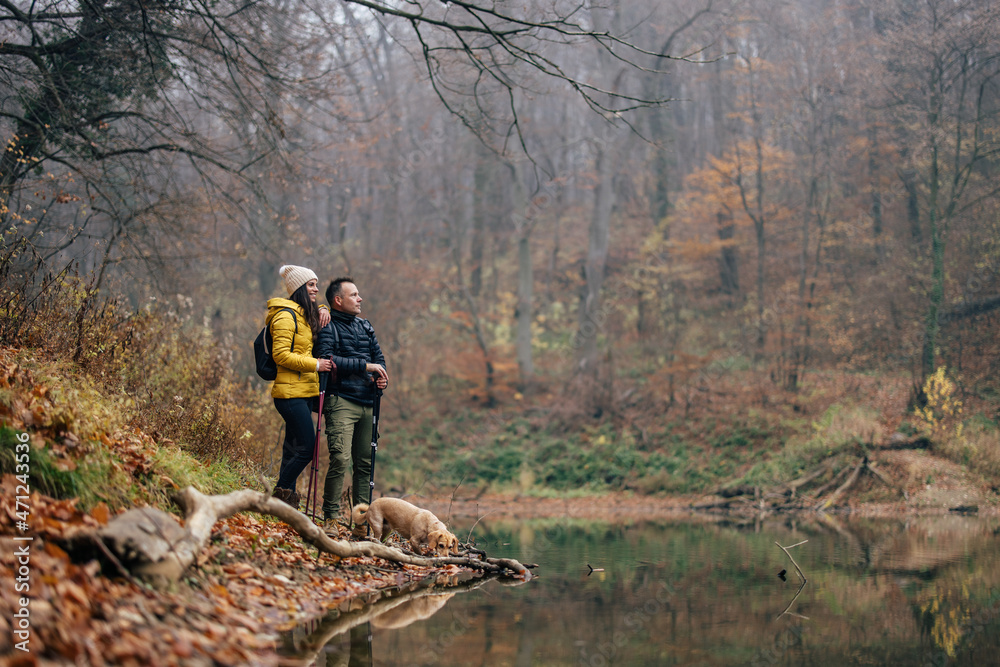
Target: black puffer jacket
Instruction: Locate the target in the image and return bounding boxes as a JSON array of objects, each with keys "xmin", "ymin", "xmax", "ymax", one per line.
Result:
[{"xmin": 313, "ymin": 310, "xmax": 385, "ymax": 407}]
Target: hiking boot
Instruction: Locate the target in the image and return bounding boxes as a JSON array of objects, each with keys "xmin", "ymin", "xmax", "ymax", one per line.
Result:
[{"xmin": 272, "ymin": 487, "xmax": 300, "ymax": 510}]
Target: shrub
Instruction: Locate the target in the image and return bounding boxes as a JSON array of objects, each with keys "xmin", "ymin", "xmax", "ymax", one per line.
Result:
[{"xmin": 918, "ymin": 366, "xmax": 964, "ymax": 439}]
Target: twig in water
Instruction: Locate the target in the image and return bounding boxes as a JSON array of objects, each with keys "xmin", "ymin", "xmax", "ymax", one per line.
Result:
[
  {"xmin": 587, "ymin": 564, "xmax": 605, "ymax": 576},
  {"xmin": 775, "ymin": 539, "xmax": 809, "ymax": 620},
  {"xmin": 775, "ymin": 539, "xmax": 808, "ymax": 583}
]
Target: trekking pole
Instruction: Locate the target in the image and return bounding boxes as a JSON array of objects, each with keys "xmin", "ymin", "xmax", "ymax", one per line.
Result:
[
  {"xmin": 306, "ymin": 358, "xmax": 332, "ymax": 522},
  {"xmin": 366, "ymin": 381, "xmax": 382, "ymax": 536},
  {"xmin": 368, "ymin": 383, "xmax": 382, "ymax": 504}
]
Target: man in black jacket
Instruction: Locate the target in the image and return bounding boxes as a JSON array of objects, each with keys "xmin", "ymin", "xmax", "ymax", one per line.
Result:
[{"xmin": 313, "ymin": 277, "xmax": 388, "ymax": 530}]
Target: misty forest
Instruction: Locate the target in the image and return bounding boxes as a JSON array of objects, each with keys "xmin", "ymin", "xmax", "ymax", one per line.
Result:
[{"xmin": 2, "ymin": 0, "xmax": 1000, "ymax": 663}]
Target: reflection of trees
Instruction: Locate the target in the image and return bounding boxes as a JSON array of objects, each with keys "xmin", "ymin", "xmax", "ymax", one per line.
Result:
[
  {"xmin": 278, "ymin": 573, "xmax": 501, "ymax": 666},
  {"xmin": 917, "ymin": 587, "xmax": 972, "ymax": 659},
  {"xmin": 805, "ymin": 514, "xmax": 987, "ymax": 579},
  {"xmin": 469, "ymin": 517, "xmax": 1000, "ymax": 664}
]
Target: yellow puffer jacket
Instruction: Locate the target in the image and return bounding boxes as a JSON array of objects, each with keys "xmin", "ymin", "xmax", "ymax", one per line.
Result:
[{"xmin": 265, "ymin": 298, "xmax": 319, "ymax": 399}]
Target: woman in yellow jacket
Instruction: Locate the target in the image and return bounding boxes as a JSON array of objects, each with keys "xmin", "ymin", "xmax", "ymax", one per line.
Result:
[{"xmin": 267, "ymin": 265, "xmax": 334, "ymax": 508}]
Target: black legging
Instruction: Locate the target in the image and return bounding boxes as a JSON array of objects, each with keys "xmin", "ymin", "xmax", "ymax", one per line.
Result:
[{"xmin": 274, "ymin": 397, "xmax": 317, "ymax": 489}]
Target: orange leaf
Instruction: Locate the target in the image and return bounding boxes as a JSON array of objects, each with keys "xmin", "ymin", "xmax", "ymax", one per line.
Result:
[
  {"xmin": 44, "ymin": 542, "xmax": 70, "ymax": 561},
  {"xmin": 90, "ymin": 503, "xmax": 110, "ymax": 525}
]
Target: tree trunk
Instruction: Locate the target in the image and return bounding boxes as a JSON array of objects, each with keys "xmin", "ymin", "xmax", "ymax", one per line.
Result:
[
  {"xmin": 516, "ymin": 231, "xmax": 534, "ymax": 386},
  {"xmin": 508, "ymin": 159, "xmax": 534, "ymax": 388},
  {"xmin": 577, "ymin": 137, "xmax": 615, "ymax": 378},
  {"xmin": 867, "ymin": 123, "xmax": 884, "ymax": 262},
  {"xmin": 471, "ymin": 147, "xmax": 490, "ymax": 298},
  {"xmin": 716, "ymin": 211, "xmax": 739, "ymax": 296},
  {"xmin": 922, "ymin": 141, "xmax": 944, "ymax": 379}
]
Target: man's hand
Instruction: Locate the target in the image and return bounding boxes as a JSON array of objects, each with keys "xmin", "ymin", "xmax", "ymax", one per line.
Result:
[{"xmin": 366, "ymin": 363, "xmax": 388, "ymax": 389}]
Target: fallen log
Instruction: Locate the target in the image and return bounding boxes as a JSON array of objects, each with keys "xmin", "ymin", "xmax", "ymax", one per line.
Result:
[
  {"xmin": 865, "ymin": 460, "xmax": 908, "ymax": 500},
  {"xmin": 807, "ymin": 463, "xmax": 853, "ymax": 501},
  {"xmin": 814, "ymin": 459, "xmax": 864, "ymax": 510},
  {"xmin": 94, "ymin": 487, "xmax": 531, "ymax": 583},
  {"xmin": 715, "ymin": 485, "xmax": 756, "ymax": 499},
  {"xmin": 876, "ymin": 435, "xmax": 931, "ymax": 450},
  {"xmin": 785, "ymin": 463, "xmax": 830, "ymax": 498}
]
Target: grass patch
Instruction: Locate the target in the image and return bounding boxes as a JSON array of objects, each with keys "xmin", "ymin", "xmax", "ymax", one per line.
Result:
[
  {"xmin": 0, "ymin": 425, "xmax": 133, "ymax": 510},
  {"xmin": 381, "ymin": 411, "xmax": 786, "ymax": 496},
  {"xmin": 934, "ymin": 413, "xmax": 1000, "ymax": 481},
  {"xmin": 732, "ymin": 402, "xmax": 878, "ymax": 488}
]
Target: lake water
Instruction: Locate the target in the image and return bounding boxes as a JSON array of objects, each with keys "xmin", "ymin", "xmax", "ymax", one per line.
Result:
[{"xmin": 279, "ymin": 513, "xmax": 1000, "ymax": 666}]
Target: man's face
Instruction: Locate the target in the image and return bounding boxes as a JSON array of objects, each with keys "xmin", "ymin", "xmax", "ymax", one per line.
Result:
[{"xmin": 334, "ymin": 282, "xmax": 362, "ymax": 315}]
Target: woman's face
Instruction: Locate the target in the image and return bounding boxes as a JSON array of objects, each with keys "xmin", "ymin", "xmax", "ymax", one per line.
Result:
[{"xmin": 305, "ymin": 279, "xmax": 319, "ymax": 302}]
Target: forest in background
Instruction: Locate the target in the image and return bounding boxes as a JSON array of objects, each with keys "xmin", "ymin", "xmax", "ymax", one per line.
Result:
[{"xmin": 2, "ymin": 0, "xmax": 999, "ymax": 500}]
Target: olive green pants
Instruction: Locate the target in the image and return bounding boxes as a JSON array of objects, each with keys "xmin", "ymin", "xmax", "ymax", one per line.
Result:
[{"xmin": 321, "ymin": 395, "xmax": 373, "ymax": 520}]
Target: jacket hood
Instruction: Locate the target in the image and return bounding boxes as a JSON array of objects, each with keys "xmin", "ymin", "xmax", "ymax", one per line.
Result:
[{"xmin": 266, "ymin": 298, "xmax": 303, "ymax": 324}]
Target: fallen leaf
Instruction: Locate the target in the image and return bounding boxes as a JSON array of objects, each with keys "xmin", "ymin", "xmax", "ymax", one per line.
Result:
[{"xmin": 90, "ymin": 503, "xmax": 110, "ymax": 525}]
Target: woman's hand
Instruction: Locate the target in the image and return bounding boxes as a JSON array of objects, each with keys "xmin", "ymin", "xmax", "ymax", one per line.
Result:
[
  {"xmin": 318, "ymin": 307, "xmax": 331, "ymax": 328},
  {"xmin": 317, "ymin": 358, "xmax": 334, "ymax": 373}
]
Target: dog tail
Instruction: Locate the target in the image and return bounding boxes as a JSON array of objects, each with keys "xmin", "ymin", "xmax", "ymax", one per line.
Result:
[{"xmin": 351, "ymin": 503, "xmax": 369, "ymax": 526}]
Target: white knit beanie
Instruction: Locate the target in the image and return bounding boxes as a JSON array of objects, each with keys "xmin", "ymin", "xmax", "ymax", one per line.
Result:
[{"xmin": 279, "ymin": 264, "xmax": 318, "ymax": 296}]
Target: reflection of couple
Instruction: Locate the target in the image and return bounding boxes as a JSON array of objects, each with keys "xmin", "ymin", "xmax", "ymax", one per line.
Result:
[
  {"xmin": 286, "ymin": 577, "xmax": 475, "ymax": 667},
  {"xmin": 322, "ymin": 594, "xmax": 456, "ymax": 667}
]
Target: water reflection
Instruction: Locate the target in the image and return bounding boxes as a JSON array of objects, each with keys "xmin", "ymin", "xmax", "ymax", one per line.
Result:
[
  {"xmin": 279, "ymin": 573, "xmax": 507, "ymax": 666},
  {"xmin": 281, "ymin": 514, "xmax": 1000, "ymax": 666}
]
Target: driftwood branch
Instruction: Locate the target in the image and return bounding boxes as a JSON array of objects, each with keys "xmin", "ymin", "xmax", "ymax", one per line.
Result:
[
  {"xmin": 876, "ymin": 435, "xmax": 931, "ymax": 451},
  {"xmin": 775, "ymin": 539, "xmax": 808, "ymax": 583},
  {"xmin": 774, "ymin": 540, "xmax": 809, "ymax": 619},
  {"xmin": 865, "ymin": 460, "xmax": 908, "ymax": 500},
  {"xmin": 785, "ymin": 463, "xmax": 830, "ymax": 498},
  {"xmin": 96, "ymin": 487, "xmax": 531, "ymax": 582},
  {"xmin": 814, "ymin": 460, "xmax": 864, "ymax": 510},
  {"xmin": 807, "ymin": 464, "xmax": 852, "ymax": 501}
]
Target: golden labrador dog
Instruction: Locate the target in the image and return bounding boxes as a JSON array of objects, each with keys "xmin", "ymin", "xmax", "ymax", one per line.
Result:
[{"xmin": 352, "ymin": 498, "xmax": 460, "ymax": 556}]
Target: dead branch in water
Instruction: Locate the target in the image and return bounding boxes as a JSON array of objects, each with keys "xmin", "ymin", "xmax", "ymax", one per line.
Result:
[
  {"xmin": 775, "ymin": 540, "xmax": 809, "ymax": 620},
  {"xmin": 775, "ymin": 540, "xmax": 808, "ymax": 583},
  {"xmin": 93, "ymin": 487, "xmax": 531, "ymax": 583}
]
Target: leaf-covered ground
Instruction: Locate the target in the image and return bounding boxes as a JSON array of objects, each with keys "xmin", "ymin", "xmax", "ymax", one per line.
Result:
[
  {"xmin": 0, "ymin": 346, "xmax": 469, "ymax": 666},
  {"xmin": 0, "ymin": 481, "xmax": 467, "ymax": 666}
]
